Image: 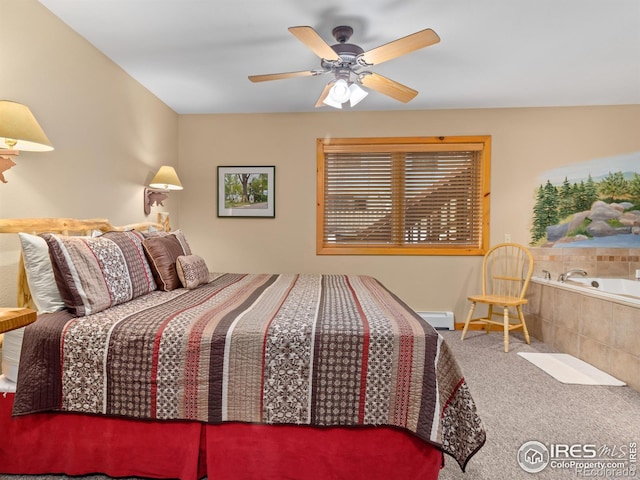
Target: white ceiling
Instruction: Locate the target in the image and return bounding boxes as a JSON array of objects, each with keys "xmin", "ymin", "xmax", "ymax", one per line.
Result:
[{"xmin": 39, "ymin": 0, "xmax": 640, "ymax": 114}]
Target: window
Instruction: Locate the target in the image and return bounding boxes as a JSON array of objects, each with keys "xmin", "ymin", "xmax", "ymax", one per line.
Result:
[{"xmin": 317, "ymin": 136, "xmax": 491, "ymax": 255}]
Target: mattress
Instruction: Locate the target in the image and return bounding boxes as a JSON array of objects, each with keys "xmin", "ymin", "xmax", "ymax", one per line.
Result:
[{"xmin": 1, "ymin": 327, "xmax": 24, "ymax": 383}]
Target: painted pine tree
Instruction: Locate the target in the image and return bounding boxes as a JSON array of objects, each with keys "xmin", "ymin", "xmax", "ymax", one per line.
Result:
[{"xmin": 530, "ymin": 180, "xmax": 559, "ymax": 244}]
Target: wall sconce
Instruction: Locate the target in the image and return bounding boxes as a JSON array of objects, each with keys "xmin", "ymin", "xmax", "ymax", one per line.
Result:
[
  {"xmin": 0, "ymin": 100, "xmax": 54, "ymax": 183},
  {"xmin": 143, "ymin": 165, "xmax": 183, "ymax": 215}
]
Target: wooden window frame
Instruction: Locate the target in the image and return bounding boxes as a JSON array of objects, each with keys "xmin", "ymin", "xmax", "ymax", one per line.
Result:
[{"xmin": 316, "ymin": 136, "xmax": 491, "ymax": 256}]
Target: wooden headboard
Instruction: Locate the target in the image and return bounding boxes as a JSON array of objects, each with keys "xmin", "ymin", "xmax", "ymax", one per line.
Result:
[{"xmin": 0, "ymin": 213, "xmax": 171, "ymax": 308}]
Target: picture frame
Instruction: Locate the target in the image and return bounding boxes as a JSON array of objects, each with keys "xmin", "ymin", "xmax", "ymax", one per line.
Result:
[{"xmin": 217, "ymin": 166, "xmax": 275, "ymax": 218}]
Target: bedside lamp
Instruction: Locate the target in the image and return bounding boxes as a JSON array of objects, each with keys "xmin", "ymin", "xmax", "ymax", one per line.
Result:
[
  {"xmin": 0, "ymin": 100, "xmax": 54, "ymax": 183},
  {"xmin": 144, "ymin": 166, "xmax": 183, "ymax": 215}
]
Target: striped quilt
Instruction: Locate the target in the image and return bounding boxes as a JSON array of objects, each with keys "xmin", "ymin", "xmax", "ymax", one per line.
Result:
[{"xmin": 14, "ymin": 273, "xmax": 485, "ymax": 469}]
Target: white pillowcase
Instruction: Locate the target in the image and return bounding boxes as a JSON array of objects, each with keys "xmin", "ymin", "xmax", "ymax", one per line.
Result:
[{"xmin": 18, "ymin": 232, "xmax": 65, "ymax": 313}]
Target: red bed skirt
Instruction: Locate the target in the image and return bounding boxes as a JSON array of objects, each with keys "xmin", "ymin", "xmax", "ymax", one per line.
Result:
[{"xmin": 0, "ymin": 393, "xmax": 443, "ymax": 479}]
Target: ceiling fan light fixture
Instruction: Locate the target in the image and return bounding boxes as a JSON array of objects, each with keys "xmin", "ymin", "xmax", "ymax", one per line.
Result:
[
  {"xmin": 322, "ymin": 95, "xmax": 343, "ymax": 109},
  {"xmin": 327, "ymin": 79, "xmax": 351, "ymax": 104},
  {"xmin": 323, "ymin": 79, "xmax": 368, "ymax": 109},
  {"xmin": 348, "ymin": 83, "xmax": 368, "ymax": 107}
]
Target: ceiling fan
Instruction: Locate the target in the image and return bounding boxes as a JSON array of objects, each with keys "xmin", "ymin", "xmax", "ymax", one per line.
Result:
[{"xmin": 248, "ymin": 25, "xmax": 440, "ymax": 109}]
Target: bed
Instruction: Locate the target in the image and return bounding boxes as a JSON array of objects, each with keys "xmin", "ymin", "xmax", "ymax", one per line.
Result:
[{"xmin": 0, "ymin": 216, "xmax": 485, "ymax": 479}]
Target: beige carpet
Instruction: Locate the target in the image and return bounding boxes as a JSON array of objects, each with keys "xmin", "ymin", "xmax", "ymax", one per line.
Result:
[{"xmin": 437, "ymin": 330, "xmax": 640, "ymax": 480}]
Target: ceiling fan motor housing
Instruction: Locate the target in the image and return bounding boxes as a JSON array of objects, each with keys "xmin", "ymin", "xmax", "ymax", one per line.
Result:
[
  {"xmin": 327, "ymin": 25, "xmax": 365, "ymax": 70},
  {"xmin": 324, "ymin": 43, "xmax": 365, "ymax": 77},
  {"xmin": 331, "ymin": 42, "xmax": 364, "ymax": 58}
]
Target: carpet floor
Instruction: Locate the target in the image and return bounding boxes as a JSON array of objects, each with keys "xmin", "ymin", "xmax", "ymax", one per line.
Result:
[
  {"xmin": 2, "ymin": 330, "xmax": 639, "ymax": 480},
  {"xmin": 438, "ymin": 330, "xmax": 640, "ymax": 480}
]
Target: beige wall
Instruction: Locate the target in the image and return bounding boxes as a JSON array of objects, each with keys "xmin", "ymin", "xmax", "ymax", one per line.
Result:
[
  {"xmin": 0, "ymin": 0, "xmax": 178, "ymax": 306},
  {"xmin": 178, "ymin": 106, "xmax": 640, "ymax": 319},
  {"xmin": 1, "ymin": 1, "xmax": 639, "ymax": 323}
]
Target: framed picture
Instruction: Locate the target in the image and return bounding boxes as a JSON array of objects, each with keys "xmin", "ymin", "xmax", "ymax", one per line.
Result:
[{"xmin": 217, "ymin": 166, "xmax": 275, "ymax": 218}]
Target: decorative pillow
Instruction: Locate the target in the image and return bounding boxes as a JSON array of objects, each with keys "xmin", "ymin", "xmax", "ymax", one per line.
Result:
[
  {"xmin": 18, "ymin": 233, "xmax": 65, "ymax": 313},
  {"xmin": 41, "ymin": 230, "xmax": 157, "ymax": 317},
  {"xmin": 176, "ymin": 255, "xmax": 210, "ymax": 289},
  {"xmin": 142, "ymin": 234, "xmax": 188, "ymax": 291},
  {"xmin": 142, "ymin": 229, "xmax": 192, "ymax": 255}
]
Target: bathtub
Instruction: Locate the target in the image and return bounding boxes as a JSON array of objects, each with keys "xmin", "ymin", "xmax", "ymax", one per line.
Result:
[
  {"xmin": 531, "ymin": 276, "xmax": 640, "ymax": 307},
  {"xmin": 526, "ymin": 275, "xmax": 640, "ymax": 391}
]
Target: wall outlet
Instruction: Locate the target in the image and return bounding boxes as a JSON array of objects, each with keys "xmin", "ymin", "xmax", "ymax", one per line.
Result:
[{"xmin": 504, "ymin": 233, "xmax": 512, "ymax": 243}]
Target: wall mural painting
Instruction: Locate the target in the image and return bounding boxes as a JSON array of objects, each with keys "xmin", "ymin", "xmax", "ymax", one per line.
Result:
[{"xmin": 531, "ymin": 151, "xmax": 640, "ymax": 248}]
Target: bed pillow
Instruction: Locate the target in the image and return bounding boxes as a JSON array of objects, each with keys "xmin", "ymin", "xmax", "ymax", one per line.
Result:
[
  {"xmin": 100, "ymin": 230, "xmax": 158, "ymax": 295},
  {"xmin": 142, "ymin": 229, "xmax": 192, "ymax": 255},
  {"xmin": 176, "ymin": 255, "xmax": 210, "ymax": 289},
  {"xmin": 18, "ymin": 233, "xmax": 65, "ymax": 313},
  {"xmin": 142, "ymin": 234, "xmax": 188, "ymax": 291},
  {"xmin": 41, "ymin": 230, "xmax": 157, "ymax": 317}
]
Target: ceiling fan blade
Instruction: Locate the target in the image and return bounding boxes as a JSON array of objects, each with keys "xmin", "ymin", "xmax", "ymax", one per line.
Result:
[
  {"xmin": 360, "ymin": 72, "xmax": 418, "ymax": 103},
  {"xmin": 359, "ymin": 28, "xmax": 440, "ymax": 66},
  {"xmin": 315, "ymin": 82, "xmax": 334, "ymax": 108},
  {"xmin": 288, "ymin": 26, "xmax": 340, "ymax": 61},
  {"xmin": 248, "ymin": 70, "xmax": 317, "ymax": 83}
]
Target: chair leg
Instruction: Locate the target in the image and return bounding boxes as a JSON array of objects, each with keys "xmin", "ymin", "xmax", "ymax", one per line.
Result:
[
  {"xmin": 485, "ymin": 305, "xmax": 493, "ymax": 333},
  {"xmin": 517, "ymin": 305, "xmax": 531, "ymax": 344},
  {"xmin": 503, "ymin": 306, "xmax": 510, "ymax": 353},
  {"xmin": 461, "ymin": 302, "xmax": 476, "ymax": 341}
]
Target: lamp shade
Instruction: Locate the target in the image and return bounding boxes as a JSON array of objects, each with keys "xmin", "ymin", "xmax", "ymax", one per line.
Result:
[
  {"xmin": 328, "ymin": 79, "xmax": 351, "ymax": 104},
  {"xmin": 0, "ymin": 100, "xmax": 53, "ymax": 151},
  {"xmin": 149, "ymin": 166, "xmax": 183, "ymax": 190},
  {"xmin": 348, "ymin": 83, "xmax": 368, "ymax": 107},
  {"xmin": 322, "ymin": 95, "xmax": 343, "ymax": 109}
]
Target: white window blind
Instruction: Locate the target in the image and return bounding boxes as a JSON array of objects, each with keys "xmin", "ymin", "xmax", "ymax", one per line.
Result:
[{"xmin": 317, "ymin": 137, "xmax": 490, "ymax": 256}]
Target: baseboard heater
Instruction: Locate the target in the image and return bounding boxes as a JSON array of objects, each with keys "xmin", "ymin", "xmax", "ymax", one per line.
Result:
[{"xmin": 417, "ymin": 311, "xmax": 455, "ymax": 330}]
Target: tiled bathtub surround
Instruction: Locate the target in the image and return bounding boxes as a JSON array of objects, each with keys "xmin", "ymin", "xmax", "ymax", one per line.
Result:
[
  {"xmin": 530, "ymin": 247, "xmax": 640, "ymax": 280},
  {"xmin": 524, "ymin": 247, "xmax": 640, "ymax": 391}
]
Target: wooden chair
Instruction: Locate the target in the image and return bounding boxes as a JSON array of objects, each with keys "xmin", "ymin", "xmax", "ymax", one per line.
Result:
[{"xmin": 460, "ymin": 243, "xmax": 534, "ymax": 352}]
